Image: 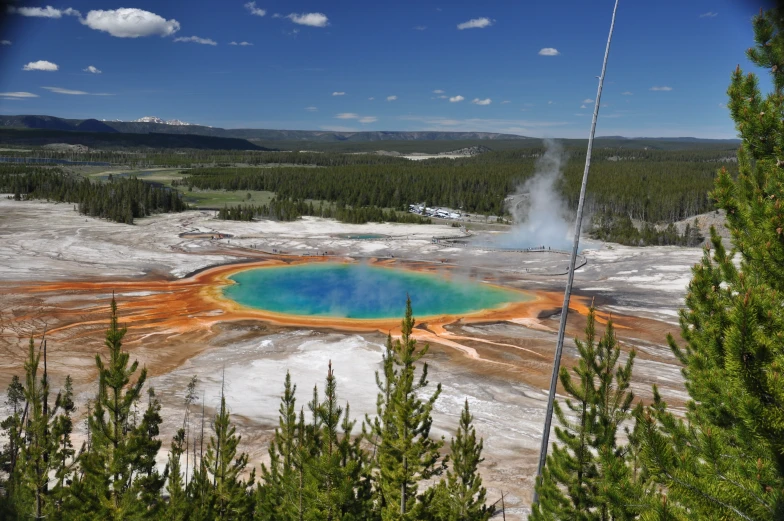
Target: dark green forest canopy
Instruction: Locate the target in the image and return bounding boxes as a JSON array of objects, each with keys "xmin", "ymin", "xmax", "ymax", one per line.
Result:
[
  {"xmin": 180, "ymin": 147, "xmax": 736, "ymax": 222},
  {"xmin": 0, "ymin": 165, "xmax": 187, "ymax": 224}
]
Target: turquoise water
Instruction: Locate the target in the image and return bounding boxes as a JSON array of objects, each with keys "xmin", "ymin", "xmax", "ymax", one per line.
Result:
[{"xmin": 223, "ymin": 263, "xmax": 528, "ymax": 319}]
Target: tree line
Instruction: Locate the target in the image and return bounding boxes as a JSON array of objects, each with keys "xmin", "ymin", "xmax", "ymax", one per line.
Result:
[
  {"xmin": 0, "ymin": 165, "xmax": 187, "ymax": 224},
  {"xmin": 0, "ymin": 299, "xmax": 494, "ymax": 521},
  {"xmin": 217, "ymin": 199, "xmax": 431, "ymax": 225}
]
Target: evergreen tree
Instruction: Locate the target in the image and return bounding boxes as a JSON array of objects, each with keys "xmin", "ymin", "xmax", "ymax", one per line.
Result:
[
  {"xmin": 0, "ymin": 375, "xmax": 25, "ymax": 518},
  {"xmin": 165, "ymin": 429, "xmax": 190, "ymax": 521},
  {"xmin": 428, "ymin": 399, "xmax": 494, "ymax": 521},
  {"xmin": 366, "ymin": 298, "xmax": 445, "ymax": 520},
  {"xmin": 635, "ymin": 5, "xmax": 784, "ymax": 520},
  {"xmin": 257, "ymin": 372, "xmax": 301, "ymax": 520},
  {"xmin": 531, "ymin": 308, "xmax": 639, "ymax": 521},
  {"xmin": 199, "ymin": 392, "xmax": 254, "ymax": 520},
  {"xmin": 73, "ymin": 296, "xmax": 167, "ymax": 520}
]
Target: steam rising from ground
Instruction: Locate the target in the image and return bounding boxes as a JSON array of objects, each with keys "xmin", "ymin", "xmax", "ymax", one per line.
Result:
[{"xmin": 493, "ymin": 140, "xmax": 576, "ymax": 251}]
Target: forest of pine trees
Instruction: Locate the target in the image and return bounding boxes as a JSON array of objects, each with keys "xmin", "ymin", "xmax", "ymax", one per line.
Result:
[
  {"xmin": 217, "ymin": 199, "xmax": 431, "ymax": 225},
  {"xmin": 0, "ymin": 166, "xmax": 187, "ymax": 224},
  {"xmin": 0, "ymin": 298, "xmax": 496, "ymax": 520}
]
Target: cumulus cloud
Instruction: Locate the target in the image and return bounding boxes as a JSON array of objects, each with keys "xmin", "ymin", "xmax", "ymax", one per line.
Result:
[
  {"xmin": 332, "ymin": 91, "xmax": 345, "ymax": 96},
  {"xmin": 386, "ymin": 95, "xmax": 397, "ymax": 101},
  {"xmin": 0, "ymin": 91, "xmax": 38, "ymax": 98},
  {"xmin": 359, "ymin": 116, "xmax": 377, "ymax": 123},
  {"xmin": 245, "ymin": 1, "xmax": 266, "ymax": 16},
  {"xmin": 336, "ymin": 113, "xmax": 359, "ymax": 119},
  {"xmin": 287, "ymin": 13, "xmax": 328, "ymax": 27},
  {"xmin": 472, "ymin": 98, "xmax": 491, "ymax": 105},
  {"xmin": 83, "ymin": 65, "xmax": 102, "ymax": 74},
  {"xmin": 583, "ymin": 98, "xmax": 593, "ymax": 103},
  {"xmin": 8, "ymin": 5, "xmax": 81, "ymax": 18},
  {"xmin": 1, "ymin": 40, "xmax": 11, "ymax": 45},
  {"xmin": 229, "ymin": 41, "xmax": 253, "ymax": 46},
  {"xmin": 449, "ymin": 95, "xmax": 464, "ymax": 103},
  {"xmin": 621, "ymin": 91, "xmax": 633, "ymax": 95},
  {"xmin": 23, "ymin": 60, "xmax": 58, "ymax": 71},
  {"xmin": 457, "ymin": 17, "xmax": 492, "ymax": 30},
  {"xmin": 699, "ymin": 11, "xmax": 717, "ymax": 18},
  {"xmin": 538, "ymin": 47, "xmax": 560, "ymax": 56},
  {"xmin": 174, "ymin": 36, "xmax": 217, "ymax": 45},
  {"xmin": 305, "ymin": 106, "xmax": 318, "ymax": 111},
  {"xmin": 81, "ymin": 8, "xmax": 180, "ymax": 38},
  {"xmin": 650, "ymin": 86, "xmax": 673, "ymax": 91},
  {"xmin": 433, "ymin": 89, "xmax": 444, "ymax": 94},
  {"xmin": 580, "ymin": 104, "xmax": 587, "ymax": 109}
]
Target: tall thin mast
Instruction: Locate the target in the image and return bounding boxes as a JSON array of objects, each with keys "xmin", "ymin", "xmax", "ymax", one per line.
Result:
[{"xmin": 532, "ymin": 0, "xmax": 621, "ymax": 505}]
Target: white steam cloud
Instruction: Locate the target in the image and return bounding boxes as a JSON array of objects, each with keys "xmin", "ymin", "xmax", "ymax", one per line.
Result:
[{"xmin": 496, "ymin": 140, "xmax": 576, "ymax": 250}]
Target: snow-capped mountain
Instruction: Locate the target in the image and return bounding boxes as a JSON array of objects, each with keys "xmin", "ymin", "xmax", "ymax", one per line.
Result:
[{"xmin": 133, "ymin": 116, "xmax": 194, "ymax": 126}]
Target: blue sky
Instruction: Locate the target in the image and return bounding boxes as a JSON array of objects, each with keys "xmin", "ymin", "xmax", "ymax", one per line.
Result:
[{"xmin": 0, "ymin": 0, "xmax": 774, "ymax": 138}]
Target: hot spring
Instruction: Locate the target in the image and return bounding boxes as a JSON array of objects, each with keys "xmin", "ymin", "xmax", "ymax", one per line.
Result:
[{"xmin": 222, "ymin": 263, "xmax": 530, "ymax": 320}]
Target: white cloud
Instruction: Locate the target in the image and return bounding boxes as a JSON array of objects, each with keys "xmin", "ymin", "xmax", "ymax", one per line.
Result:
[
  {"xmin": 699, "ymin": 11, "xmax": 717, "ymax": 18},
  {"xmin": 287, "ymin": 13, "xmax": 328, "ymax": 27},
  {"xmin": 305, "ymin": 106, "xmax": 318, "ymax": 111},
  {"xmin": 230, "ymin": 41, "xmax": 253, "ymax": 46},
  {"xmin": 81, "ymin": 8, "xmax": 180, "ymax": 38},
  {"xmin": 449, "ymin": 95, "xmax": 464, "ymax": 102},
  {"xmin": 359, "ymin": 116, "xmax": 377, "ymax": 123},
  {"xmin": 621, "ymin": 91, "xmax": 633, "ymax": 95},
  {"xmin": 332, "ymin": 91, "xmax": 345, "ymax": 96},
  {"xmin": 457, "ymin": 17, "xmax": 492, "ymax": 30},
  {"xmin": 368, "ymin": 97, "xmax": 375, "ymax": 100},
  {"xmin": 83, "ymin": 65, "xmax": 102, "ymax": 74},
  {"xmin": 583, "ymin": 98, "xmax": 593, "ymax": 103},
  {"xmin": 0, "ymin": 91, "xmax": 38, "ymax": 98},
  {"xmin": 538, "ymin": 48, "xmax": 560, "ymax": 56},
  {"xmin": 414, "ymin": 26, "xmax": 426, "ymax": 31},
  {"xmin": 336, "ymin": 113, "xmax": 359, "ymax": 119},
  {"xmin": 718, "ymin": 102, "xmax": 726, "ymax": 108},
  {"xmin": 245, "ymin": 2, "xmax": 266, "ymax": 16},
  {"xmin": 42, "ymin": 86, "xmax": 87, "ymax": 95},
  {"xmin": 433, "ymin": 89, "xmax": 444, "ymax": 94},
  {"xmin": 174, "ymin": 36, "xmax": 218, "ymax": 46},
  {"xmin": 472, "ymin": 98, "xmax": 492, "ymax": 105},
  {"xmin": 437, "ymin": 95, "xmax": 448, "ymax": 99},
  {"xmin": 580, "ymin": 104, "xmax": 587, "ymax": 109},
  {"xmin": 650, "ymin": 86, "xmax": 673, "ymax": 91},
  {"xmin": 1, "ymin": 40, "xmax": 11, "ymax": 45},
  {"xmin": 501, "ymin": 100, "xmax": 510, "ymax": 104},
  {"xmin": 8, "ymin": 5, "xmax": 80, "ymax": 18},
  {"xmin": 23, "ymin": 60, "xmax": 58, "ymax": 71},
  {"xmin": 548, "ymin": 100, "xmax": 554, "ymax": 104},
  {"xmin": 41, "ymin": 86, "xmax": 112, "ymax": 96},
  {"xmin": 387, "ymin": 95, "xmax": 397, "ymax": 101}
]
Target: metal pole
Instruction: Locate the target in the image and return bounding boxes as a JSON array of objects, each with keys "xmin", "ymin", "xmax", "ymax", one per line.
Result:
[{"xmin": 532, "ymin": 0, "xmax": 620, "ymax": 505}]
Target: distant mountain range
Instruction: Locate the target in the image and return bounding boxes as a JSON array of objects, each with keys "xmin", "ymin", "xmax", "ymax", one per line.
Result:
[
  {"xmin": 0, "ymin": 114, "xmax": 528, "ymax": 142},
  {"xmin": 0, "ymin": 115, "xmax": 741, "ymax": 150}
]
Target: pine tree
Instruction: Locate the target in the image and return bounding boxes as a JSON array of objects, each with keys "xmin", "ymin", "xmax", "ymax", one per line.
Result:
[
  {"xmin": 635, "ymin": 5, "xmax": 784, "ymax": 520},
  {"xmin": 73, "ymin": 296, "xmax": 167, "ymax": 520},
  {"xmin": 366, "ymin": 298, "xmax": 445, "ymax": 520},
  {"xmin": 199, "ymin": 392, "xmax": 255, "ymax": 520},
  {"xmin": 165, "ymin": 428, "xmax": 189, "ymax": 521},
  {"xmin": 531, "ymin": 308, "xmax": 639, "ymax": 521},
  {"xmin": 428, "ymin": 400, "xmax": 494, "ymax": 521},
  {"xmin": 257, "ymin": 371, "xmax": 300, "ymax": 521}
]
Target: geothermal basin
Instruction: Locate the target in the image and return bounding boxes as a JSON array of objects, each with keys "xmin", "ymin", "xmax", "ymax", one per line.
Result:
[{"xmin": 222, "ymin": 263, "xmax": 531, "ymax": 320}]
